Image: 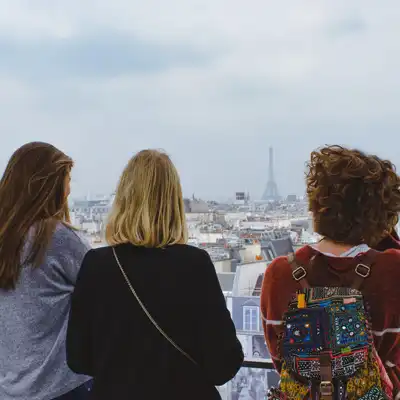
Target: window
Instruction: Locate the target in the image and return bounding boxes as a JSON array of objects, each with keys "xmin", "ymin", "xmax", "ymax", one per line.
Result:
[{"xmin": 243, "ymin": 306, "xmax": 260, "ymax": 331}]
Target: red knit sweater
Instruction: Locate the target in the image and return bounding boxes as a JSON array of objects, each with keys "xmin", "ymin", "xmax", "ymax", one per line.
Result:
[{"xmin": 261, "ymin": 245, "xmax": 400, "ymax": 399}]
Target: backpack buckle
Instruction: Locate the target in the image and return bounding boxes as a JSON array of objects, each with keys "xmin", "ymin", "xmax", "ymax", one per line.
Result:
[
  {"xmin": 320, "ymin": 381, "xmax": 333, "ymax": 396},
  {"xmin": 355, "ymin": 263, "xmax": 370, "ymax": 278},
  {"xmin": 292, "ymin": 266, "xmax": 307, "ymax": 281}
]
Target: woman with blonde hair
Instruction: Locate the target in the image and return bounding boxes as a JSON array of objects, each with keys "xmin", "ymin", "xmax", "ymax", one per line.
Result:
[
  {"xmin": 0, "ymin": 142, "xmax": 92, "ymax": 400},
  {"xmin": 66, "ymin": 150, "xmax": 243, "ymax": 400}
]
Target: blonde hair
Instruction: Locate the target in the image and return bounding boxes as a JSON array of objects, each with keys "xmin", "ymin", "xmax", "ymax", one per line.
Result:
[{"xmin": 106, "ymin": 149, "xmax": 188, "ymax": 248}]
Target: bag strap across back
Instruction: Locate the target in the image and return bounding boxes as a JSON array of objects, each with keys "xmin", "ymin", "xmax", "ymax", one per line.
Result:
[
  {"xmin": 288, "ymin": 249, "xmax": 377, "ymax": 291},
  {"xmin": 112, "ymin": 247, "xmax": 198, "ymax": 366},
  {"xmin": 288, "ymin": 252, "xmax": 311, "ymax": 289},
  {"xmin": 351, "ymin": 249, "xmax": 377, "ymax": 290}
]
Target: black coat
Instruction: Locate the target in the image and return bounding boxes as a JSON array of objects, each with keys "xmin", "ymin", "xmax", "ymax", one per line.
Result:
[{"xmin": 66, "ymin": 243, "xmax": 244, "ymax": 400}]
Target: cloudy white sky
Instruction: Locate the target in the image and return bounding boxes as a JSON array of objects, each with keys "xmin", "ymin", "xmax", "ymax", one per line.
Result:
[{"xmin": 0, "ymin": 1, "xmax": 399, "ymax": 199}]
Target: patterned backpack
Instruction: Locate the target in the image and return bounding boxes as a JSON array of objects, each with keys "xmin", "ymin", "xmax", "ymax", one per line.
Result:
[{"xmin": 268, "ymin": 251, "xmax": 391, "ymax": 400}]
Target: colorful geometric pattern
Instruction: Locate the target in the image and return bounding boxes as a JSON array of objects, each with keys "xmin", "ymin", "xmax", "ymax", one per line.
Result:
[
  {"xmin": 278, "ymin": 286, "xmax": 387, "ymax": 399},
  {"xmin": 279, "ymin": 367, "xmax": 309, "ymax": 400},
  {"xmin": 358, "ymin": 386, "xmax": 388, "ymax": 400}
]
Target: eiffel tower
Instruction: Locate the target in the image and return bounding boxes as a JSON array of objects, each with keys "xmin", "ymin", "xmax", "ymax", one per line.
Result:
[{"xmin": 262, "ymin": 147, "xmax": 280, "ymax": 201}]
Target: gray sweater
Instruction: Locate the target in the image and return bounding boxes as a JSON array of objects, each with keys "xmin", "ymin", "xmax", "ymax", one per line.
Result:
[{"xmin": 0, "ymin": 223, "xmax": 91, "ymax": 400}]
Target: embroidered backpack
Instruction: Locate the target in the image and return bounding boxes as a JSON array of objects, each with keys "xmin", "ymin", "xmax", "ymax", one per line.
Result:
[{"xmin": 268, "ymin": 251, "xmax": 390, "ymax": 400}]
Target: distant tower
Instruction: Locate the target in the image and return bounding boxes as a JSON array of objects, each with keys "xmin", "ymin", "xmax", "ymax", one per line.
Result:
[{"xmin": 262, "ymin": 147, "xmax": 279, "ymax": 201}]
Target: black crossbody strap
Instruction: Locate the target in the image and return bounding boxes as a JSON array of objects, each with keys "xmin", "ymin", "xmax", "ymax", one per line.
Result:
[{"xmin": 112, "ymin": 247, "xmax": 197, "ymax": 366}]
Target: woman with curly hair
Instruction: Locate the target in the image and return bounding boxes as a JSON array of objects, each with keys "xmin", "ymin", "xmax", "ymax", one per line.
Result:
[{"xmin": 261, "ymin": 146, "xmax": 400, "ymax": 399}]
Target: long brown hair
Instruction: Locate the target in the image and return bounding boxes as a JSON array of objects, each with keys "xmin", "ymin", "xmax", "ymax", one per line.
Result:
[{"xmin": 0, "ymin": 142, "xmax": 73, "ymax": 290}]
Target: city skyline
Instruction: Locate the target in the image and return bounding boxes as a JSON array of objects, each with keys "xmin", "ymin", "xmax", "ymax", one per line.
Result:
[{"xmin": 1, "ymin": 1, "xmax": 400, "ymax": 199}]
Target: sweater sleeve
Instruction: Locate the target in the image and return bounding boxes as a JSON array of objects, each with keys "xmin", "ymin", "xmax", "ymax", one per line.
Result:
[
  {"xmin": 375, "ymin": 314, "xmax": 400, "ymax": 399},
  {"xmin": 66, "ymin": 249, "xmax": 96, "ymax": 376},
  {"xmin": 371, "ymin": 298, "xmax": 400, "ymax": 397},
  {"xmin": 261, "ymin": 257, "xmax": 295, "ymax": 373},
  {"xmin": 367, "ymin": 250, "xmax": 400, "ymax": 398},
  {"xmin": 193, "ymin": 250, "xmax": 244, "ymax": 386},
  {"xmin": 48, "ymin": 224, "xmax": 91, "ymax": 286}
]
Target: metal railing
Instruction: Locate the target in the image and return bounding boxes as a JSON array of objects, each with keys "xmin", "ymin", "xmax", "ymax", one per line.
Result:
[{"xmin": 242, "ymin": 358, "xmax": 274, "ymax": 369}]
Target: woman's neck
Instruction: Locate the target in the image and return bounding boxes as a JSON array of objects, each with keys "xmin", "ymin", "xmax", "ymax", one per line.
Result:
[{"xmin": 314, "ymin": 238, "xmax": 357, "ymax": 257}]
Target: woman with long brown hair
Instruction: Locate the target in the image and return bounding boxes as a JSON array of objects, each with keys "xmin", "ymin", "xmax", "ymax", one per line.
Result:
[
  {"xmin": 0, "ymin": 142, "xmax": 92, "ymax": 400},
  {"xmin": 66, "ymin": 149, "xmax": 243, "ymax": 400}
]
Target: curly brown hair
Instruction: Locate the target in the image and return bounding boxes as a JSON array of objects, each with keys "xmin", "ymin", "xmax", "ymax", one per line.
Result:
[{"xmin": 306, "ymin": 145, "xmax": 400, "ymax": 246}]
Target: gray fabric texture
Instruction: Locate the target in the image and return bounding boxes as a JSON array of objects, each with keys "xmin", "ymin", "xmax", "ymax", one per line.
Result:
[{"xmin": 0, "ymin": 223, "xmax": 91, "ymax": 400}]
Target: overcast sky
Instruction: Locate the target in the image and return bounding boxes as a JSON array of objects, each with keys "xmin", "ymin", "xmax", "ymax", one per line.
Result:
[{"xmin": 0, "ymin": 1, "xmax": 399, "ymax": 200}]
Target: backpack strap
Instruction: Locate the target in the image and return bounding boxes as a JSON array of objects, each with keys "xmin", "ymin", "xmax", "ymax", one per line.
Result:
[
  {"xmin": 288, "ymin": 253, "xmax": 310, "ymax": 289},
  {"xmin": 319, "ymin": 352, "xmax": 334, "ymax": 400},
  {"xmin": 351, "ymin": 249, "xmax": 377, "ymax": 291}
]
